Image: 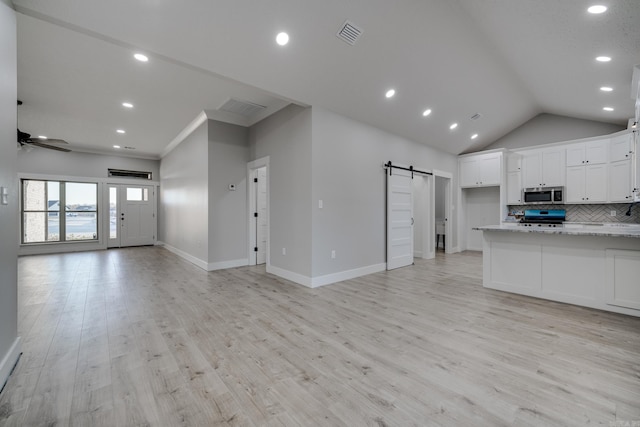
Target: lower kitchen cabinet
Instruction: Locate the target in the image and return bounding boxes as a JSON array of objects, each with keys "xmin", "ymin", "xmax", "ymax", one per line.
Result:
[{"xmin": 606, "ymin": 249, "xmax": 640, "ymax": 311}]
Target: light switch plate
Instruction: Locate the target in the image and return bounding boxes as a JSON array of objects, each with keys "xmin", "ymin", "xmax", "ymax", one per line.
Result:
[{"xmin": 1, "ymin": 187, "xmax": 7, "ymax": 205}]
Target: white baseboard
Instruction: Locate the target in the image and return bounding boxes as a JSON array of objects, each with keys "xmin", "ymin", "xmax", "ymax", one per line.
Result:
[
  {"xmin": 266, "ymin": 263, "xmax": 387, "ymax": 288},
  {"xmin": 161, "ymin": 243, "xmax": 208, "ymax": 270},
  {"xmin": 0, "ymin": 337, "xmax": 21, "ymax": 393},
  {"xmin": 310, "ymin": 263, "xmax": 386, "ymax": 287},
  {"xmin": 267, "ymin": 265, "xmax": 313, "ymax": 287},
  {"xmin": 207, "ymin": 258, "xmax": 248, "ymax": 271}
]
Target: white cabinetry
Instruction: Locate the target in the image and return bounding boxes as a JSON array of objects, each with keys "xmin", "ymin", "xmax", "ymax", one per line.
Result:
[
  {"xmin": 566, "ymin": 139, "xmax": 608, "ymax": 166},
  {"xmin": 459, "ymin": 152, "xmax": 502, "ymax": 188},
  {"xmin": 609, "ymin": 160, "xmax": 633, "ymax": 202},
  {"xmin": 507, "ymin": 171, "xmax": 522, "ymax": 204},
  {"xmin": 608, "ymin": 133, "xmax": 635, "ymax": 202},
  {"xmin": 566, "ymin": 164, "xmax": 607, "ymax": 203},
  {"xmin": 606, "ymin": 249, "xmax": 640, "ymax": 311},
  {"xmin": 506, "ymin": 152, "xmax": 522, "ymax": 204},
  {"xmin": 610, "ymin": 133, "xmax": 633, "ymax": 162},
  {"xmin": 522, "ymin": 147, "xmax": 565, "ymax": 188}
]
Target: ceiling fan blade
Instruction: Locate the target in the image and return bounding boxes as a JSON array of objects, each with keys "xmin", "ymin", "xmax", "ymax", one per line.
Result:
[
  {"xmin": 29, "ymin": 141, "xmax": 72, "ymax": 152},
  {"xmin": 40, "ymin": 138, "xmax": 68, "ymax": 144},
  {"xmin": 25, "ymin": 138, "xmax": 68, "ymax": 144}
]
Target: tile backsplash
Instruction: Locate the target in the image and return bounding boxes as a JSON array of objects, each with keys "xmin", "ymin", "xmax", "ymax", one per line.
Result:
[{"xmin": 508, "ymin": 203, "xmax": 640, "ymax": 224}]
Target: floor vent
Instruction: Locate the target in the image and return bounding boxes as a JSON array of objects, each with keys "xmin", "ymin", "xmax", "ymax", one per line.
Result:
[
  {"xmin": 108, "ymin": 169, "xmax": 152, "ymax": 180},
  {"xmin": 219, "ymin": 98, "xmax": 267, "ymax": 118},
  {"xmin": 336, "ymin": 20, "xmax": 363, "ymax": 46}
]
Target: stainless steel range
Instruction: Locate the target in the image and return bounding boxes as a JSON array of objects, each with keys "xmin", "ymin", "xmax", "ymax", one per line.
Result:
[{"xmin": 520, "ymin": 209, "xmax": 566, "ymax": 227}]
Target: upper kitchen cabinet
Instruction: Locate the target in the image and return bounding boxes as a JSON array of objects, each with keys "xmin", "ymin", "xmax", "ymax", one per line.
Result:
[
  {"xmin": 566, "ymin": 139, "xmax": 608, "ymax": 167},
  {"xmin": 522, "ymin": 147, "xmax": 565, "ymax": 188},
  {"xmin": 610, "ymin": 133, "xmax": 634, "ymax": 163},
  {"xmin": 459, "ymin": 151, "xmax": 502, "ymax": 188}
]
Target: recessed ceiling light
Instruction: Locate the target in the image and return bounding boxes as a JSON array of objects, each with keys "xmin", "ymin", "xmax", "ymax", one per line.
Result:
[
  {"xmin": 449, "ymin": 123, "xmax": 458, "ymax": 130},
  {"xmin": 422, "ymin": 109, "xmax": 432, "ymax": 117},
  {"xmin": 276, "ymin": 32, "xmax": 289, "ymax": 46},
  {"xmin": 596, "ymin": 56, "xmax": 611, "ymax": 62},
  {"xmin": 116, "ymin": 129, "xmax": 126, "ymax": 134},
  {"xmin": 122, "ymin": 102, "xmax": 134, "ymax": 108},
  {"xmin": 600, "ymin": 86, "xmax": 613, "ymax": 92},
  {"xmin": 471, "ymin": 133, "xmax": 478, "ymax": 140},
  {"xmin": 385, "ymin": 89, "xmax": 396, "ymax": 98},
  {"xmin": 113, "ymin": 145, "xmax": 121, "ymax": 149},
  {"xmin": 587, "ymin": 5, "xmax": 607, "ymax": 14},
  {"xmin": 134, "ymin": 53, "xmax": 148, "ymax": 62},
  {"xmin": 38, "ymin": 135, "xmax": 47, "ymax": 140},
  {"xmin": 603, "ymin": 107, "xmax": 614, "ymax": 111}
]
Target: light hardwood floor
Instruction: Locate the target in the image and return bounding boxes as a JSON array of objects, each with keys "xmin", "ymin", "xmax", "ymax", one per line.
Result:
[{"xmin": 1, "ymin": 247, "xmax": 639, "ymax": 426}]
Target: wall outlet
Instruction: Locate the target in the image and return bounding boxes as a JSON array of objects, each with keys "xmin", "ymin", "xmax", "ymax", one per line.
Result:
[
  {"xmin": 282, "ymin": 248, "xmax": 286, "ymax": 255},
  {"xmin": 319, "ymin": 199, "xmax": 323, "ymax": 209},
  {"xmin": 331, "ymin": 250, "xmax": 336, "ymax": 259},
  {"xmin": 610, "ymin": 210, "xmax": 616, "ymax": 217}
]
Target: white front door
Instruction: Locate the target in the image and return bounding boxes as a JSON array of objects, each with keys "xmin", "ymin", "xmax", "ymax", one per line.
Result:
[
  {"xmin": 387, "ymin": 166, "xmax": 414, "ymax": 270},
  {"xmin": 108, "ymin": 184, "xmax": 156, "ymax": 248},
  {"xmin": 256, "ymin": 167, "xmax": 268, "ymax": 265}
]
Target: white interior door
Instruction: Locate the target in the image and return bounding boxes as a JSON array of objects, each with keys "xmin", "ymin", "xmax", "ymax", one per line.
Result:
[
  {"xmin": 256, "ymin": 167, "xmax": 267, "ymax": 265},
  {"xmin": 387, "ymin": 166, "xmax": 414, "ymax": 270},
  {"xmin": 108, "ymin": 184, "xmax": 156, "ymax": 248}
]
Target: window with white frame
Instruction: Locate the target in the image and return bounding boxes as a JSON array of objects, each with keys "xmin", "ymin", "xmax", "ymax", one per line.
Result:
[{"xmin": 21, "ymin": 179, "xmax": 98, "ymax": 244}]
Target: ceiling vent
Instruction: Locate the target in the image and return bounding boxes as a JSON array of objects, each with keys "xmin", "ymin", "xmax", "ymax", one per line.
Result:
[
  {"xmin": 219, "ymin": 98, "xmax": 267, "ymax": 118},
  {"xmin": 108, "ymin": 169, "xmax": 152, "ymax": 180},
  {"xmin": 470, "ymin": 113, "xmax": 482, "ymax": 121},
  {"xmin": 336, "ymin": 20, "xmax": 363, "ymax": 46}
]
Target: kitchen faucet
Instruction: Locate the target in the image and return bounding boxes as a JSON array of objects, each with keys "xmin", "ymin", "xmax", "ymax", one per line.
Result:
[{"xmin": 625, "ymin": 201, "xmax": 639, "ymax": 216}]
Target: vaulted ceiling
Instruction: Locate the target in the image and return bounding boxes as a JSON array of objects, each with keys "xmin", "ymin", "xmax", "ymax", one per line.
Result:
[{"xmin": 13, "ymin": 0, "xmax": 640, "ymax": 158}]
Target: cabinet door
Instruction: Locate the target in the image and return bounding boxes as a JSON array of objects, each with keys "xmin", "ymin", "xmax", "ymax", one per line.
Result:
[
  {"xmin": 479, "ymin": 154, "xmax": 501, "ymax": 186},
  {"xmin": 610, "ymin": 134, "xmax": 633, "ymax": 162},
  {"xmin": 542, "ymin": 148, "xmax": 565, "ymax": 186},
  {"xmin": 459, "ymin": 157, "xmax": 479, "ymax": 187},
  {"xmin": 566, "ymin": 144, "xmax": 585, "ymax": 167},
  {"xmin": 606, "ymin": 249, "xmax": 640, "ymax": 311},
  {"xmin": 522, "ymin": 152, "xmax": 542, "ymax": 188},
  {"xmin": 585, "ymin": 139, "xmax": 608, "ymax": 164},
  {"xmin": 506, "ymin": 153, "xmax": 522, "ymax": 173},
  {"xmin": 507, "ymin": 171, "xmax": 522, "ymax": 204},
  {"xmin": 609, "ymin": 159, "xmax": 633, "ymax": 202},
  {"xmin": 565, "ymin": 166, "xmax": 585, "ymax": 203},
  {"xmin": 584, "ymin": 164, "xmax": 607, "ymax": 202}
]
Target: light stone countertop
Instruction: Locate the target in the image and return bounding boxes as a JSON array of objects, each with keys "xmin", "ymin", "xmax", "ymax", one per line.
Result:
[{"xmin": 474, "ymin": 222, "xmax": 640, "ymax": 238}]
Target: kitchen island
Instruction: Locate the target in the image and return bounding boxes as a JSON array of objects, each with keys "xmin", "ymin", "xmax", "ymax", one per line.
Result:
[{"xmin": 475, "ymin": 223, "xmax": 640, "ymax": 317}]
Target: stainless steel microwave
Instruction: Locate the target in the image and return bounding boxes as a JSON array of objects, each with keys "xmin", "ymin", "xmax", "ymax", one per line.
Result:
[{"xmin": 522, "ymin": 186, "xmax": 564, "ymax": 205}]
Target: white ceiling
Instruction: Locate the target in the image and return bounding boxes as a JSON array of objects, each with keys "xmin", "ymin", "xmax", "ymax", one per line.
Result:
[{"xmin": 13, "ymin": 0, "xmax": 640, "ymax": 158}]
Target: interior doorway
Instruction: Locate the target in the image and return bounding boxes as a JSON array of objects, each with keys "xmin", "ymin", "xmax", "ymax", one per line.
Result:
[
  {"xmin": 107, "ymin": 184, "xmax": 156, "ymax": 248},
  {"xmin": 247, "ymin": 157, "xmax": 270, "ymax": 266},
  {"xmin": 431, "ymin": 170, "xmax": 453, "ymax": 254}
]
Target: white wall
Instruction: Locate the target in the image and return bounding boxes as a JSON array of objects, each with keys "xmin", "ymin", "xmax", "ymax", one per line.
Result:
[
  {"xmin": 0, "ymin": 0, "xmax": 19, "ymax": 390},
  {"xmin": 310, "ymin": 107, "xmax": 458, "ymax": 278},
  {"xmin": 207, "ymin": 120, "xmax": 249, "ymax": 266},
  {"xmin": 248, "ymin": 105, "xmax": 313, "ymax": 278},
  {"xmin": 160, "ymin": 122, "xmax": 209, "ymax": 263},
  {"xmin": 463, "ymin": 187, "xmax": 501, "ymax": 251},
  {"xmin": 17, "ymin": 149, "xmax": 160, "ymax": 179},
  {"xmin": 482, "ymin": 113, "xmax": 624, "ymax": 151}
]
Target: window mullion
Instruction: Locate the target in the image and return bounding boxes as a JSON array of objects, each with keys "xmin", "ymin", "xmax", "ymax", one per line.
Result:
[{"xmin": 60, "ymin": 182, "xmax": 66, "ymax": 242}]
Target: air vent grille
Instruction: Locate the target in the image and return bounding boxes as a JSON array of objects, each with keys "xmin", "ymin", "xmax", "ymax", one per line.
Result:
[
  {"xmin": 336, "ymin": 20, "xmax": 363, "ymax": 45},
  {"xmin": 219, "ymin": 98, "xmax": 267, "ymax": 118},
  {"xmin": 470, "ymin": 113, "xmax": 482, "ymax": 121},
  {"xmin": 108, "ymin": 169, "xmax": 152, "ymax": 180}
]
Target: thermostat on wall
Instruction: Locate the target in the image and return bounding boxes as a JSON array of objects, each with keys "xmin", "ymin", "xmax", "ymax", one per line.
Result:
[{"xmin": 228, "ymin": 184, "xmax": 236, "ymax": 191}]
